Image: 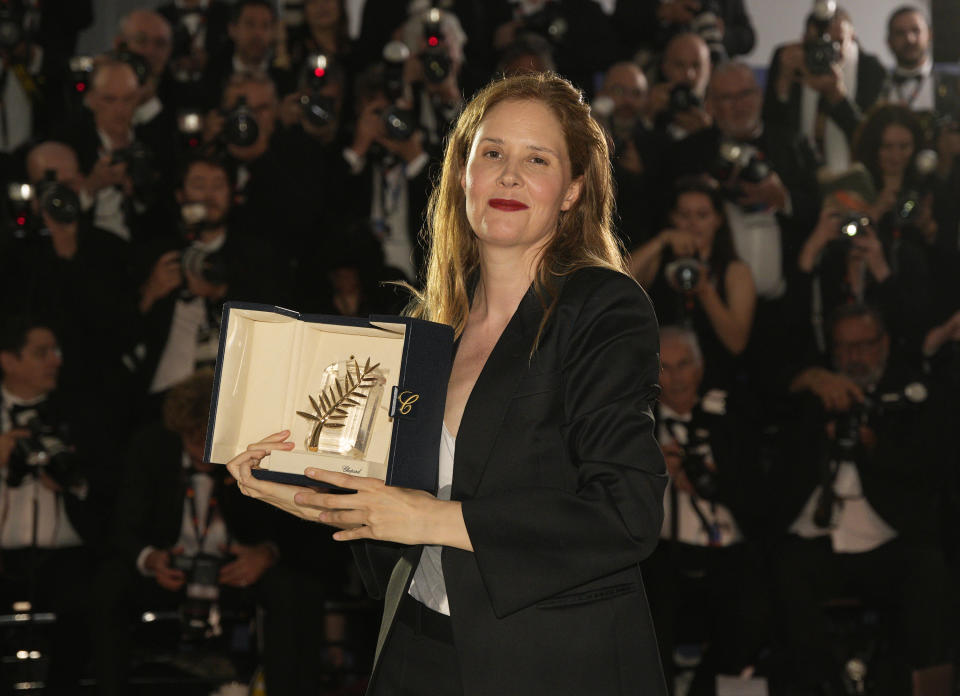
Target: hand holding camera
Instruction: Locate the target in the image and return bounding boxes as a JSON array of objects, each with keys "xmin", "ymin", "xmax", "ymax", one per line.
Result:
[
  {"xmin": 737, "ymin": 172, "xmax": 788, "ymax": 212},
  {"xmin": 217, "ymin": 542, "xmax": 276, "ymax": 588},
  {"xmin": 658, "ymin": 0, "xmax": 699, "ymax": 25},
  {"xmin": 82, "ymin": 155, "xmax": 130, "ymax": 197},
  {"xmin": 0, "ymin": 428, "xmax": 30, "ymax": 469},
  {"xmin": 139, "ymin": 250, "xmax": 183, "ymax": 314},
  {"xmin": 144, "ymin": 546, "xmax": 187, "ymax": 592},
  {"xmin": 662, "ymin": 440, "xmax": 696, "ymax": 494},
  {"xmin": 846, "ymin": 224, "xmax": 890, "ymax": 283},
  {"xmin": 659, "ymin": 228, "xmax": 700, "ymax": 258}
]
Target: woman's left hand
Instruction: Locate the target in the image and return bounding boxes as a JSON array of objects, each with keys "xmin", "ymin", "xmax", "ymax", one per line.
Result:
[
  {"xmin": 850, "ymin": 226, "xmax": 891, "ymax": 282},
  {"xmin": 295, "ymin": 468, "xmax": 449, "ymax": 545}
]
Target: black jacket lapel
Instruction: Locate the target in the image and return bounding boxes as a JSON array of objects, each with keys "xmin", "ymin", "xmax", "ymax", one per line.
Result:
[{"xmin": 452, "ymin": 284, "xmax": 545, "ymax": 499}]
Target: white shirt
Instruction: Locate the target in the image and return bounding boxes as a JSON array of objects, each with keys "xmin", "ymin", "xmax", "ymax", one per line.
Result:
[
  {"xmin": 789, "ymin": 459, "xmax": 897, "ymax": 553},
  {"xmin": 724, "ymin": 200, "xmax": 786, "ymax": 300},
  {"xmin": 149, "ymin": 234, "xmax": 226, "ymax": 394},
  {"xmin": 0, "ymin": 387, "xmax": 83, "ymax": 550},
  {"xmin": 657, "ymin": 403, "xmax": 743, "ymax": 547},
  {"xmin": 884, "ymin": 59, "xmax": 935, "ymax": 112},
  {"xmin": 85, "ymin": 128, "xmax": 135, "ymax": 241},
  {"xmin": 136, "ymin": 451, "xmax": 230, "ymax": 575},
  {"xmin": 408, "ymin": 422, "xmax": 455, "ymax": 615},
  {"xmin": 800, "ymin": 40, "xmax": 859, "ymax": 173}
]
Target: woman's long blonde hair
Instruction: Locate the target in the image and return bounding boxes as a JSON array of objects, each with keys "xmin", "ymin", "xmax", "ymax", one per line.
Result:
[{"xmin": 406, "ymin": 72, "xmax": 628, "ymax": 344}]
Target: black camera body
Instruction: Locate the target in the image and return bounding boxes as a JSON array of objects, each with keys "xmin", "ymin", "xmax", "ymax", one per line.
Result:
[
  {"xmin": 421, "ymin": 9, "xmax": 451, "ymax": 84},
  {"xmin": 0, "ymin": 0, "xmax": 37, "ymax": 51},
  {"xmin": 669, "ymin": 84, "xmax": 702, "ymax": 117},
  {"xmin": 299, "ymin": 54, "xmax": 339, "ymax": 128},
  {"xmin": 172, "ymin": 552, "xmax": 227, "ymax": 640},
  {"xmin": 114, "ymin": 43, "xmax": 151, "ymax": 86},
  {"xmin": 804, "ymin": 0, "xmax": 840, "ymax": 75},
  {"xmin": 221, "ymin": 96, "xmax": 260, "ymax": 147},
  {"xmin": 712, "ymin": 141, "xmax": 773, "ymax": 208},
  {"xmin": 6, "ymin": 403, "xmax": 82, "ymax": 491},
  {"xmin": 523, "ymin": 3, "xmax": 568, "ymax": 44},
  {"xmin": 35, "ymin": 170, "xmax": 81, "ymax": 225},
  {"xmin": 665, "ymin": 257, "xmax": 704, "ymax": 292},
  {"xmin": 682, "ymin": 432, "xmax": 720, "ymax": 501},
  {"xmin": 838, "ymin": 213, "xmax": 871, "ymax": 240},
  {"xmin": 112, "ymin": 141, "xmax": 157, "ymax": 194},
  {"xmin": 179, "ymin": 203, "xmax": 229, "ymax": 286}
]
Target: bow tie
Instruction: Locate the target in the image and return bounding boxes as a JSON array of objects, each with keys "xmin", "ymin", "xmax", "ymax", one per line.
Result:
[{"xmin": 892, "ymin": 71, "xmax": 923, "ymax": 86}]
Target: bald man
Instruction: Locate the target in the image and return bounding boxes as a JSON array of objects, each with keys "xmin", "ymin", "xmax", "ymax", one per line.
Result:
[
  {"xmin": 54, "ymin": 59, "xmax": 176, "ymax": 245},
  {"xmin": 649, "ymin": 32, "xmax": 713, "ymax": 139}
]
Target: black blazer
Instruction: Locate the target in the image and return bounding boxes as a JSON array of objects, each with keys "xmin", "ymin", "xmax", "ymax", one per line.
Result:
[
  {"xmin": 354, "ymin": 267, "xmax": 668, "ymax": 695},
  {"xmin": 763, "ymin": 43, "xmax": 887, "ymax": 147}
]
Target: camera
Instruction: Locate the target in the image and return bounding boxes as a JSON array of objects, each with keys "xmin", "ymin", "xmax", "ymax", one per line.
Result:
[
  {"xmin": 299, "ymin": 54, "xmax": 338, "ymax": 128},
  {"xmin": 522, "ymin": 3, "xmax": 568, "ymax": 45},
  {"xmin": 4, "ymin": 171, "xmax": 80, "ymax": 238},
  {"xmin": 681, "ymin": 431, "xmax": 720, "ymax": 501},
  {"xmin": 665, "ymin": 257, "xmax": 704, "ymax": 292},
  {"xmin": 804, "ymin": 0, "xmax": 840, "ymax": 75},
  {"xmin": 68, "ymin": 55, "xmax": 95, "ymax": 95},
  {"xmin": 839, "ymin": 213, "xmax": 871, "ymax": 239},
  {"xmin": 172, "ymin": 552, "xmax": 225, "ymax": 640},
  {"xmin": 712, "ymin": 141, "xmax": 772, "ymax": 208},
  {"xmin": 421, "ymin": 8, "xmax": 451, "ymax": 85},
  {"xmin": 6, "ymin": 403, "xmax": 82, "ymax": 491},
  {"xmin": 668, "ymin": 84, "xmax": 702, "ymax": 116},
  {"xmin": 893, "ymin": 149, "xmax": 938, "ymax": 227},
  {"xmin": 177, "ymin": 109, "xmax": 204, "ymax": 149},
  {"xmin": 113, "ymin": 42, "xmax": 151, "ymax": 86},
  {"xmin": 179, "ymin": 202, "xmax": 228, "ymax": 285},
  {"xmin": 0, "ymin": 0, "xmax": 38, "ymax": 51},
  {"xmin": 221, "ymin": 96, "xmax": 260, "ymax": 147},
  {"xmin": 378, "ymin": 41, "xmax": 416, "ymax": 142},
  {"xmin": 111, "ymin": 141, "xmax": 157, "ymax": 194},
  {"xmin": 687, "ymin": 0, "xmax": 726, "ymax": 63}
]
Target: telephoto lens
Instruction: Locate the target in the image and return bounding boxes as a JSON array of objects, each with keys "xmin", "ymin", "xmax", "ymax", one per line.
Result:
[{"xmin": 222, "ymin": 96, "xmax": 260, "ymax": 147}]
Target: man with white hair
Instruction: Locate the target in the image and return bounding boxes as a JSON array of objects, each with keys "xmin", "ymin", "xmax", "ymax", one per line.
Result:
[{"xmin": 643, "ymin": 325, "xmax": 768, "ymax": 691}]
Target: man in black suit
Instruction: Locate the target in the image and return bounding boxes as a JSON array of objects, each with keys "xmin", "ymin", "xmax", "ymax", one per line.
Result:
[
  {"xmin": 763, "ymin": 6, "xmax": 886, "ymax": 172},
  {"xmin": 0, "ymin": 317, "xmax": 100, "ymax": 693},
  {"xmin": 157, "ymin": 0, "xmax": 233, "ymax": 109},
  {"xmin": 56, "ymin": 58, "xmax": 176, "ymax": 248},
  {"xmin": 93, "ymin": 370, "xmax": 335, "ymax": 696},
  {"xmin": 200, "ymin": 0, "xmax": 294, "ymax": 108},
  {"xmin": 772, "ymin": 304, "xmax": 953, "ymax": 693},
  {"xmin": 643, "ymin": 326, "xmax": 769, "ymax": 693}
]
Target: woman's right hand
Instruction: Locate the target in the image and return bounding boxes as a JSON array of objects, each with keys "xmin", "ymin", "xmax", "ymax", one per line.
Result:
[
  {"xmin": 226, "ymin": 431, "xmax": 328, "ymax": 521},
  {"xmin": 659, "ymin": 229, "xmax": 699, "ymax": 257}
]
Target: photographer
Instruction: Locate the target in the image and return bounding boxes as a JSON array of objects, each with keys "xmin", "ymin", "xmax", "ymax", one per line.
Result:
[
  {"xmin": 488, "ymin": 0, "xmax": 617, "ymax": 97},
  {"xmin": 284, "ymin": 0, "xmax": 353, "ymax": 90},
  {"xmin": 342, "ymin": 64, "xmax": 432, "ymax": 282},
  {"xmin": 397, "ymin": 6, "xmax": 467, "ymax": 153},
  {"xmin": 0, "ymin": 316, "xmax": 98, "ymax": 692},
  {"xmin": 203, "ymin": 70, "xmax": 313, "ymax": 262},
  {"xmin": 129, "ymin": 154, "xmax": 282, "ymax": 413},
  {"xmin": 55, "ymin": 58, "xmax": 174, "ymax": 246},
  {"xmin": 94, "ymin": 370, "xmax": 337, "ymax": 696},
  {"xmin": 156, "ymin": 0, "xmax": 232, "ymax": 106},
  {"xmin": 595, "ymin": 61, "xmax": 655, "ymax": 247},
  {"xmin": 795, "ymin": 177, "xmax": 933, "ymax": 362},
  {"xmin": 665, "ymin": 62, "xmax": 822, "ymax": 390},
  {"xmin": 200, "ymin": 0, "xmax": 294, "ymax": 108},
  {"xmin": 643, "ymin": 326, "xmax": 768, "ymax": 694},
  {"xmin": 613, "ymin": 0, "xmax": 756, "ymax": 65},
  {"xmin": 647, "ymin": 32, "xmax": 713, "ymax": 142},
  {"xmin": 763, "ymin": 3, "xmax": 886, "ymax": 173},
  {"xmin": 631, "ymin": 178, "xmax": 756, "ymax": 390},
  {"xmin": 773, "ymin": 304, "xmax": 953, "ymax": 693},
  {"xmin": 0, "ymin": 141, "xmax": 134, "ymax": 404},
  {"xmin": 114, "ymin": 10, "xmax": 176, "ymax": 126}
]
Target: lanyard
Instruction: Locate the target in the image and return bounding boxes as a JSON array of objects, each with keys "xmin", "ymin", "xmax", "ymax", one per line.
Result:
[{"xmin": 185, "ymin": 479, "xmax": 218, "ymax": 550}]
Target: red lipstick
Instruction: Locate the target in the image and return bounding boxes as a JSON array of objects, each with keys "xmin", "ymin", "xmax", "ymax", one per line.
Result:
[{"xmin": 489, "ymin": 198, "xmax": 528, "ymax": 211}]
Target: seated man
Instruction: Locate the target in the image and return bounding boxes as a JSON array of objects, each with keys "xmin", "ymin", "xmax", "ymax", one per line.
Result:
[
  {"xmin": 773, "ymin": 304, "xmax": 953, "ymax": 694},
  {"xmin": 643, "ymin": 326, "xmax": 768, "ymax": 693},
  {"xmin": 0, "ymin": 316, "xmax": 98, "ymax": 691},
  {"xmin": 92, "ymin": 370, "xmax": 329, "ymax": 695}
]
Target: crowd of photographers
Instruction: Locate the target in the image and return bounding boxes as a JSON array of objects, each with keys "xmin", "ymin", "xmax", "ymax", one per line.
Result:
[{"xmin": 0, "ymin": 0, "xmax": 958, "ymax": 694}]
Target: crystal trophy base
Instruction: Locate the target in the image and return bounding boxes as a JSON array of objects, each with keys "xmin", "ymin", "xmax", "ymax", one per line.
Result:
[{"xmin": 297, "ymin": 356, "xmax": 385, "ymax": 458}]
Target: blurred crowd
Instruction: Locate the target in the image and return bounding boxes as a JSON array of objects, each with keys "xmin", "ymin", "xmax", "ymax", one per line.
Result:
[{"xmin": 0, "ymin": 0, "xmax": 958, "ymax": 694}]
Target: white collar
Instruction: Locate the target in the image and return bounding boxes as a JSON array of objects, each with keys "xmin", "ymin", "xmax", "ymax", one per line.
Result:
[
  {"xmin": 1, "ymin": 384, "xmax": 47, "ymax": 408},
  {"xmin": 232, "ymin": 53, "xmax": 270, "ymax": 75},
  {"xmin": 134, "ymin": 95, "xmax": 162, "ymax": 125},
  {"xmin": 894, "ymin": 57, "xmax": 932, "ymax": 80},
  {"xmin": 96, "ymin": 127, "xmax": 134, "ymax": 153},
  {"xmin": 659, "ymin": 401, "xmax": 693, "ymax": 422}
]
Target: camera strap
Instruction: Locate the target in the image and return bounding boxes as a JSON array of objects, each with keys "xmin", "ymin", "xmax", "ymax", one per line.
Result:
[
  {"xmin": 663, "ymin": 418, "xmax": 722, "ymax": 546},
  {"xmin": 185, "ymin": 480, "xmax": 219, "ymax": 551}
]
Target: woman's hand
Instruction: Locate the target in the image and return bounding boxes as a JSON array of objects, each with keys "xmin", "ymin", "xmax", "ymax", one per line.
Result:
[
  {"xmin": 294, "ymin": 468, "xmax": 473, "ymax": 550},
  {"xmin": 799, "ymin": 203, "xmax": 843, "ymax": 272},
  {"xmin": 226, "ymin": 431, "xmax": 324, "ymax": 521},
  {"xmin": 659, "ymin": 228, "xmax": 699, "ymax": 257},
  {"xmin": 849, "ymin": 226, "xmax": 890, "ymax": 283}
]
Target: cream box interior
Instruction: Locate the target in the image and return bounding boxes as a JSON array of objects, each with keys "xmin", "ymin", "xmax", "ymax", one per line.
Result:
[{"xmin": 208, "ymin": 308, "xmax": 406, "ymax": 480}]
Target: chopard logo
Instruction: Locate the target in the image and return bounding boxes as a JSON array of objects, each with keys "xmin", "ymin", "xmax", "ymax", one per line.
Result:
[
  {"xmin": 341, "ymin": 465, "xmax": 362, "ymax": 474},
  {"xmin": 396, "ymin": 391, "xmax": 420, "ymax": 415}
]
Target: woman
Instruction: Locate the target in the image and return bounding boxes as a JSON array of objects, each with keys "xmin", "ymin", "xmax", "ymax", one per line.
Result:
[
  {"xmin": 227, "ymin": 73, "xmax": 667, "ymax": 695},
  {"xmin": 630, "ymin": 178, "xmax": 756, "ymax": 390}
]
